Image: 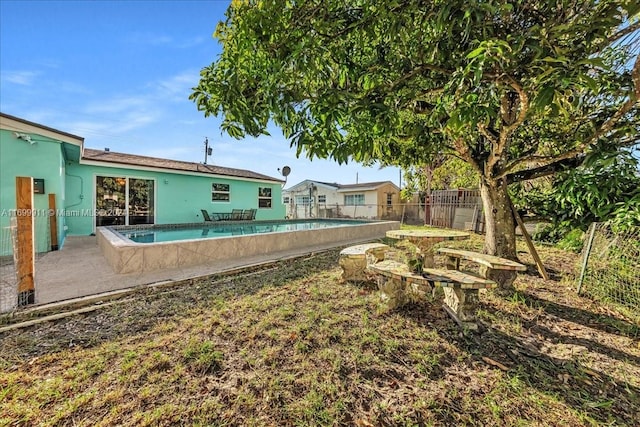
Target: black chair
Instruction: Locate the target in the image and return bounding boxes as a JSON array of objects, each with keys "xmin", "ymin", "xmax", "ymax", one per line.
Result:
[
  {"xmin": 231, "ymin": 209, "xmax": 243, "ymax": 220},
  {"xmin": 241, "ymin": 209, "xmax": 257, "ymax": 220},
  {"xmin": 201, "ymin": 209, "xmax": 214, "ymax": 222}
]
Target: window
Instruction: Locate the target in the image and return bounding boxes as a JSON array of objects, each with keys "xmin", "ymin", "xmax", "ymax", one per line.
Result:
[
  {"xmin": 318, "ymin": 195, "xmax": 326, "ymax": 203},
  {"xmin": 344, "ymin": 194, "xmax": 365, "ymax": 206},
  {"xmin": 295, "ymin": 195, "xmax": 310, "ymax": 205},
  {"xmin": 258, "ymin": 187, "xmax": 272, "ymax": 208},
  {"xmin": 283, "ymin": 196, "xmax": 290, "ymax": 204},
  {"xmin": 212, "ymin": 183, "xmax": 230, "ymax": 202},
  {"xmin": 387, "ymin": 193, "xmax": 393, "ymax": 206}
]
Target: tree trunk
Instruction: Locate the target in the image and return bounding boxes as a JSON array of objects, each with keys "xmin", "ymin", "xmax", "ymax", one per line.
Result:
[
  {"xmin": 479, "ymin": 178, "xmax": 519, "ymax": 293},
  {"xmin": 480, "ymin": 178, "xmax": 518, "ymax": 259}
]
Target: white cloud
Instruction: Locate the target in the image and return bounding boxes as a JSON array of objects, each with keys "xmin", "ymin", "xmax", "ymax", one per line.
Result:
[
  {"xmin": 84, "ymin": 95, "xmax": 151, "ymax": 115},
  {"xmin": 38, "ymin": 69, "xmax": 204, "ymax": 145},
  {"xmin": 2, "ymin": 70, "xmax": 39, "ymax": 85},
  {"xmin": 125, "ymin": 32, "xmax": 206, "ymax": 49},
  {"xmin": 66, "ymin": 111, "xmax": 160, "ymax": 137},
  {"xmin": 53, "ymin": 81, "xmax": 92, "ymax": 95},
  {"xmin": 153, "ymin": 70, "xmax": 200, "ymax": 101},
  {"xmin": 175, "ymin": 36, "xmax": 207, "ymax": 49},
  {"xmin": 126, "ymin": 32, "xmax": 173, "ymax": 46}
]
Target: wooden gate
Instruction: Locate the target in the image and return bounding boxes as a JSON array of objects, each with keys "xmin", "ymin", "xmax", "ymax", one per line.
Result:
[{"xmin": 427, "ymin": 189, "xmax": 483, "ymax": 232}]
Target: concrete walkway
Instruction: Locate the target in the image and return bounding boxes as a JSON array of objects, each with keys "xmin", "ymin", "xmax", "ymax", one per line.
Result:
[{"xmin": 32, "ymin": 235, "xmax": 370, "ymax": 307}]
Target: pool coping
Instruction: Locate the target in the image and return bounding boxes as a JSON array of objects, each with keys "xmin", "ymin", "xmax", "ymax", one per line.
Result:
[{"xmin": 97, "ymin": 219, "xmax": 400, "ymax": 274}]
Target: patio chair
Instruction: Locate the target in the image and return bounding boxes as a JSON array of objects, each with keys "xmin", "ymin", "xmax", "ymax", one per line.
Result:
[
  {"xmin": 201, "ymin": 209, "xmax": 214, "ymax": 222},
  {"xmin": 241, "ymin": 208, "xmax": 257, "ymax": 220},
  {"xmin": 231, "ymin": 209, "xmax": 243, "ymax": 220}
]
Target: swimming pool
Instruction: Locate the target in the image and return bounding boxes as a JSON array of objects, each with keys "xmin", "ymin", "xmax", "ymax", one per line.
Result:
[
  {"xmin": 97, "ymin": 219, "xmax": 399, "ymax": 274},
  {"xmin": 121, "ymin": 220, "xmax": 369, "ymax": 243}
]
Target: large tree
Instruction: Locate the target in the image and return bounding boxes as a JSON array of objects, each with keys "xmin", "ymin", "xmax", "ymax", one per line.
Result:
[{"xmin": 191, "ymin": 0, "xmax": 640, "ymax": 259}]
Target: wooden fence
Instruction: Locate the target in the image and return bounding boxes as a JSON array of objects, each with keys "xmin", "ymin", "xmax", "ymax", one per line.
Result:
[
  {"xmin": 284, "ymin": 189, "xmax": 484, "ymax": 231},
  {"xmin": 427, "ymin": 189, "xmax": 484, "ymax": 232}
]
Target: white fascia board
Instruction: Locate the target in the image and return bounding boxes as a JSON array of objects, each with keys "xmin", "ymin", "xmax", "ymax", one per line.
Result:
[
  {"xmin": 0, "ymin": 116, "xmax": 84, "ymax": 146},
  {"xmin": 337, "ymin": 187, "xmax": 379, "ymax": 193}
]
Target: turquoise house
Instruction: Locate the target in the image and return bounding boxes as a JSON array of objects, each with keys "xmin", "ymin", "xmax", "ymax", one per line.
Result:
[{"xmin": 0, "ymin": 113, "xmax": 285, "ymax": 254}]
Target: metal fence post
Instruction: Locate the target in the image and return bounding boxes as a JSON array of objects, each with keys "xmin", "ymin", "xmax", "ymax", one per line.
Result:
[{"xmin": 576, "ymin": 222, "xmax": 597, "ymax": 295}]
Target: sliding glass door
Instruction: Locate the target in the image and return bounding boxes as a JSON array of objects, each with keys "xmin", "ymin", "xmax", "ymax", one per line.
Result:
[
  {"xmin": 95, "ymin": 176, "xmax": 155, "ymax": 227},
  {"xmin": 128, "ymin": 178, "xmax": 155, "ymax": 225},
  {"xmin": 96, "ymin": 176, "xmax": 127, "ymax": 226}
]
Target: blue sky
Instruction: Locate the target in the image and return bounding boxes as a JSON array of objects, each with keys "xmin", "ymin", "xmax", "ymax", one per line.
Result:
[{"xmin": 0, "ymin": 0, "xmax": 402, "ymax": 188}]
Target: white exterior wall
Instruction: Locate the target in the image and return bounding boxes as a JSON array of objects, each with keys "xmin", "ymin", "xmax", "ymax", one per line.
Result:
[
  {"xmin": 320, "ymin": 190, "xmax": 342, "ymax": 206},
  {"xmin": 340, "ymin": 190, "xmax": 378, "ymax": 219},
  {"xmin": 283, "ymin": 180, "xmax": 398, "ymax": 219},
  {"xmin": 283, "ymin": 181, "xmax": 341, "ymax": 219}
]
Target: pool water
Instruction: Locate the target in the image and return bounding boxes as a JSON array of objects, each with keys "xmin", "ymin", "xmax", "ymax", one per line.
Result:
[{"xmin": 120, "ymin": 220, "xmax": 368, "ymax": 243}]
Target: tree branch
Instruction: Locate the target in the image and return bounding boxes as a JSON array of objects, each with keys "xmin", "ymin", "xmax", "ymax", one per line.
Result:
[
  {"xmin": 477, "ymin": 123, "xmax": 498, "ymax": 145},
  {"xmin": 487, "ymin": 76, "xmax": 529, "ymax": 174},
  {"xmin": 501, "ymin": 77, "xmax": 529, "ymax": 138},
  {"xmin": 389, "ymin": 64, "xmax": 454, "ymax": 92},
  {"xmin": 499, "ymin": 53, "xmax": 640, "ymax": 180},
  {"xmin": 506, "ymin": 155, "xmax": 586, "ymax": 183},
  {"xmin": 608, "ymin": 21, "xmax": 640, "ymax": 44},
  {"xmin": 452, "ymin": 137, "xmax": 483, "ymax": 176}
]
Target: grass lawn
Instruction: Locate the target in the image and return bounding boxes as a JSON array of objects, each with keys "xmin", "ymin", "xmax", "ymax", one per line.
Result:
[{"xmin": 1, "ymin": 234, "xmax": 639, "ymax": 426}]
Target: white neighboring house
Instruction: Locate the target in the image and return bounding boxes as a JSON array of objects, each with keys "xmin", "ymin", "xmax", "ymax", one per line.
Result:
[{"xmin": 282, "ymin": 179, "xmax": 402, "ymax": 219}]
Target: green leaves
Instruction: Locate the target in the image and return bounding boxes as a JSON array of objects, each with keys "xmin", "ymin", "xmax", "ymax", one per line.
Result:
[
  {"xmin": 535, "ymin": 86, "xmax": 555, "ymax": 109},
  {"xmin": 466, "ymin": 47, "xmax": 485, "ymax": 59},
  {"xmin": 191, "ymin": 0, "xmax": 638, "ymax": 185},
  {"xmin": 221, "ymin": 122, "xmax": 246, "ymax": 139},
  {"xmin": 518, "ymin": 148, "xmax": 640, "ymax": 238}
]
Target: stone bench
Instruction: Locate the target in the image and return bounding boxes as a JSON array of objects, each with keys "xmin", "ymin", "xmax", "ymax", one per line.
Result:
[
  {"xmin": 338, "ymin": 243, "xmax": 390, "ymax": 283},
  {"xmin": 367, "ymin": 260, "xmax": 497, "ymax": 329},
  {"xmin": 436, "ymin": 248, "xmax": 526, "ymax": 290}
]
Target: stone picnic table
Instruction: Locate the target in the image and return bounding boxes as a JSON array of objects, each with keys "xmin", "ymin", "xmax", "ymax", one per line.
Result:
[{"xmin": 386, "ymin": 228, "xmax": 470, "ymax": 268}]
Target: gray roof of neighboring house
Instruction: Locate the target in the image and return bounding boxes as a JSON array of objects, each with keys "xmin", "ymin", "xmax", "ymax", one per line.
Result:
[
  {"xmin": 314, "ymin": 181, "xmax": 340, "ymax": 188},
  {"xmin": 82, "ymin": 148, "xmax": 283, "ymax": 183},
  {"xmin": 284, "ymin": 179, "xmax": 398, "ymax": 193},
  {"xmin": 337, "ymin": 181, "xmax": 395, "ymax": 190}
]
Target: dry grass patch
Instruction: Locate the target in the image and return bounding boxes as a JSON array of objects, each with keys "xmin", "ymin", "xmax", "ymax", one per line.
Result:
[{"xmin": 1, "ymin": 238, "xmax": 639, "ymax": 426}]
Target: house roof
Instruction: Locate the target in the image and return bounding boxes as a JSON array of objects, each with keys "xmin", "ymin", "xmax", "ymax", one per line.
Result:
[
  {"xmin": 284, "ymin": 179, "xmax": 399, "ymax": 193},
  {"xmin": 284, "ymin": 179, "xmax": 340, "ymax": 192},
  {"xmin": 337, "ymin": 181, "xmax": 396, "ymax": 191},
  {"xmin": 82, "ymin": 148, "xmax": 283, "ymax": 183},
  {"xmin": 1, "ymin": 112, "xmax": 85, "ymax": 162},
  {"xmin": 0, "ymin": 112, "xmax": 84, "ymax": 143},
  {"xmin": 315, "ymin": 181, "xmax": 341, "ymax": 188}
]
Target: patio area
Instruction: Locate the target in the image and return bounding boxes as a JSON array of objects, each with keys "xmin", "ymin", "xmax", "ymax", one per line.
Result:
[{"xmin": 26, "ymin": 234, "xmax": 383, "ymax": 309}]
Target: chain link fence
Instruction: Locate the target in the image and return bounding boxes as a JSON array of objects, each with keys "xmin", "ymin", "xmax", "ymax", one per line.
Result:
[
  {"xmin": 288, "ymin": 200, "xmax": 485, "ymax": 230},
  {"xmin": 286, "ymin": 203, "xmax": 427, "ymax": 224},
  {"xmin": 577, "ymin": 222, "xmax": 640, "ymax": 323},
  {"xmin": 0, "ymin": 214, "xmax": 51, "ymax": 313},
  {"xmin": 1, "ymin": 219, "xmax": 18, "ymax": 314}
]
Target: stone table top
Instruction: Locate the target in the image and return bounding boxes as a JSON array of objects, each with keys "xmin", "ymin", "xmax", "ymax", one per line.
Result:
[
  {"xmin": 386, "ymin": 228, "xmax": 470, "ymax": 245},
  {"xmin": 386, "ymin": 228, "xmax": 470, "ymax": 268}
]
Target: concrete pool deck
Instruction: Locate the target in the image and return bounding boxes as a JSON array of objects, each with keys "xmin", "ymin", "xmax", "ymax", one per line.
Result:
[{"xmin": 30, "ymin": 233, "xmax": 389, "ymax": 307}]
